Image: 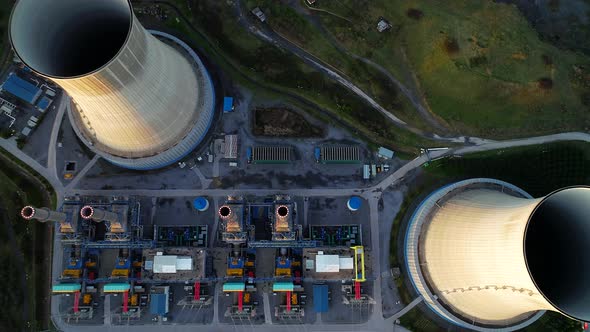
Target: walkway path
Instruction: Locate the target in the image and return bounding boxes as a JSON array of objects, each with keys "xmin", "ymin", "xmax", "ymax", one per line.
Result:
[
  {"xmin": 388, "ymin": 296, "xmax": 423, "ymax": 322},
  {"xmin": 263, "ymin": 292, "xmax": 272, "ymax": 324},
  {"xmin": 47, "ymin": 94, "xmax": 68, "ymax": 181}
]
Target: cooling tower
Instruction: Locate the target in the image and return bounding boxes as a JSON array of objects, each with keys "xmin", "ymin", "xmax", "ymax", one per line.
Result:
[
  {"xmin": 9, "ymin": 0, "xmax": 215, "ymax": 169},
  {"xmin": 405, "ymin": 178, "xmax": 590, "ymax": 331}
]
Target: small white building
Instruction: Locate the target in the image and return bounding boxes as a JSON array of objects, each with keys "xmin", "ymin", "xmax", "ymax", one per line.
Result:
[
  {"xmin": 377, "ymin": 19, "xmax": 392, "ymax": 33},
  {"xmin": 315, "ymin": 254, "xmax": 355, "ymax": 273},
  {"xmin": 252, "ymin": 7, "xmax": 266, "ymax": 22},
  {"xmin": 153, "ymin": 255, "xmax": 193, "ymax": 273},
  {"xmin": 377, "ymin": 147, "xmax": 394, "ymax": 159},
  {"xmin": 316, "ymin": 254, "xmax": 340, "ymax": 273}
]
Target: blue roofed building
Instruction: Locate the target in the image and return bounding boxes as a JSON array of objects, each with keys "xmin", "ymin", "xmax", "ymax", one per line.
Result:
[
  {"xmin": 36, "ymin": 96, "xmax": 52, "ymax": 112},
  {"xmin": 2, "ymin": 73, "xmax": 41, "ymax": 104},
  {"xmin": 313, "ymin": 284, "xmax": 329, "ymax": 313},
  {"xmin": 223, "ymin": 97, "xmax": 234, "ymax": 113},
  {"xmin": 150, "ymin": 286, "xmax": 169, "ymax": 315}
]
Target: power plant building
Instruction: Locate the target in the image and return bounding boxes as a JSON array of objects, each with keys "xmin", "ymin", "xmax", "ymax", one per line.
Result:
[
  {"xmin": 405, "ymin": 178, "xmax": 590, "ymax": 331},
  {"xmin": 9, "ymin": 0, "xmax": 216, "ymax": 169}
]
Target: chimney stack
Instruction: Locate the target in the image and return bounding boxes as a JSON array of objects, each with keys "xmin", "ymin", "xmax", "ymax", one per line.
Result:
[
  {"xmin": 21, "ymin": 205, "xmax": 67, "ymax": 223},
  {"xmin": 80, "ymin": 205, "xmax": 119, "ymax": 223}
]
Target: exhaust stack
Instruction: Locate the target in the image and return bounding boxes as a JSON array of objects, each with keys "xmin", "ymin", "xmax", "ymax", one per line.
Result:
[
  {"xmin": 219, "ymin": 206, "xmax": 232, "ymax": 219},
  {"xmin": 80, "ymin": 206, "xmax": 119, "ymax": 223},
  {"xmin": 21, "ymin": 205, "xmax": 66, "ymax": 223},
  {"xmin": 275, "ymin": 205, "xmax": 290, "ymax": 232}
]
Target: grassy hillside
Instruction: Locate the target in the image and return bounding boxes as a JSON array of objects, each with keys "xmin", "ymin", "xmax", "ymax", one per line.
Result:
[
  {"xmin": 243, "ymin": 0, "xmax": 429, "ymax": 129},
  {"xmin": 135, "ymin": 0, "xmax": 435, "ymax": 155},
  {"xmin": 315, "ymin": 0, "xmax": 590, "ymax": 137}
]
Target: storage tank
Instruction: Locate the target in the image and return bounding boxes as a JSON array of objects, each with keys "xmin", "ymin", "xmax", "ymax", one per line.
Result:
[
  {"xmin": 405, "ymin": 178, "xmax": 590, "ymax": 331},
  {"xmin": 193, "ymin": 197, "xmax": 209, "ymax": 212},
  {"xmin": 9, "ymin": 0, "xmax": 215, "ymax": 169},
  {"xmin": 347, "ymin": 196, "xmax": 361, "ymax": 212}
]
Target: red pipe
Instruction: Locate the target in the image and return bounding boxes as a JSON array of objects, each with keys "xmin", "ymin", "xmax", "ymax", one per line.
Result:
[
  {"xmin": 123, "ymin": 291, "xmax": 128, "ymax": 313},
  {"xmin": 194, "ymin": 281, "xmax": 200, "ymax": 301},
  {"xmin": 355, "ymin": 281, "xmax": 361, "ymax": 300},
  {"xmin": 73, "ymin": 291, "xmax": 80, "ymax": 313},
  {"xmin": 286, "ymin": 291, "xmax": 291, "ymax": 312},
  {"xmin": 238, "ymin": 291, "xmax": 243, "ymax": 312}
]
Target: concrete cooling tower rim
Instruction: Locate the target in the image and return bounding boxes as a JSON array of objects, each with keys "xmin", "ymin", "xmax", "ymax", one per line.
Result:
[
  {"xmin": 9, "ymin": 0, "xmax": 134, "ymax": 78},
  {"xmin": 524, "ymin": 186, "xmax": 590, "ymax": 322},
  {"xmin": 404, "ymin": 178, "xmax": 544, "ymax": 332},
  {"xmin": 66, "ymin": 30, "xmax": 216, "ymax": 170}
]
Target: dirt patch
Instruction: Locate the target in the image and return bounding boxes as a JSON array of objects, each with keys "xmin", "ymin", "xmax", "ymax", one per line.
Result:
[
  {"xmin": 538, "ymin": 77, "xmax": 554, "ymax": 89},
  {"xmin": 253, "ymin": 108, "xmax": 324, "ymax": 137},
  {"xmin": 443, "ymin": 37, "xmax": 460, "ymax": 55},
  {"xmin": 406, "ymin": 8, "xmax": 424, "ymax": 20}
]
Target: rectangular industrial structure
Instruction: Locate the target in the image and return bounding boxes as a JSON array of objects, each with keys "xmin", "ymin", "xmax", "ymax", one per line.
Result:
[
  {"xmin": 248, "ymin": 146, "xmax": 293, "ymax": 164},
  {"xmin": 2, "ymin": 73, "xmax": 42, "ymax": 104},
  {"xmin": 316, "ymin": 145, "xmax": 361, "ymax": 164}
]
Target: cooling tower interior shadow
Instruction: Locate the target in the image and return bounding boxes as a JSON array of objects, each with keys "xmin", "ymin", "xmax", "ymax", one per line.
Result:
[
  {"xmin": 10, "ymin": 0, "xmax": 131, "ymax": 78},
  {"xmin": 525, "ymin": 187, "xmax": 590, "ymax": 322}
]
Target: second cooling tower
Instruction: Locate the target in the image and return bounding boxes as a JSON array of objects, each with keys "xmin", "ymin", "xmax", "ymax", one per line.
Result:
[
  {"xmin": 9, "ymin": 0, "xmax": 215, "ymax": 169},
  {"xmin": 405, "ymin": 179, "xmax": 590, "ymax": 331}
]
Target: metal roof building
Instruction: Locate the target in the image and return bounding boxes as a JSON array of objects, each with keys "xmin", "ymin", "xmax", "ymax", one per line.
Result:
[
  {"xmin": 103, "ymin": 283, "xmax": 130, "ymax": 293},
  {"xmin": 2, "ymin": 73, "xmax": 41, "ymax": 104},
  {"xmin": 36, "ymin": 96, "xmax": 52, "ymax": 111},
  {"xmin": 223, "ymin": 282, "xmax": 246, "ymax": 292},
  {"xmin": 223, "ymin": 97, "xmax": 234, "ymax": 112},
  {"xmin": 52, "ymin": 284, "xmax": 81, "ymax": 293},
  {"xmin": 316, "ymin": 254, "xmax": 340, "ymax": 273},
  {"xmin": 377, "ymin": 147, "xmax": 394, "ymax": 159},
  {"xmin": 249, "ymin": 146, "xmax": 293, "ymax": 164},
  {"xmin": 150, "ymin": 293, "xmax": 168, "ymax": 315},
  {"xmin": 318, "ymin": 145, "xmax": 361, "ymax": 164},
  {"xmin": 153, "ymin": 255, "xmax": 192, "ymax": 273},
  {"xmin": 272, "ymin": 282, "xmax": 294, "ymax": 292},
  {"xmin": 313, "ymin": 284, "xmax": 328, "ymax": 313}
]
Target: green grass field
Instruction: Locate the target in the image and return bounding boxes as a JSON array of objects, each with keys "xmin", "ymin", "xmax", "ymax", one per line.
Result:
[
  {"xmin": 0, "ymin": 149, "xmax": 53, "ymax": 331},
  {"xmin": 315, "ymin": 0, "xmax": 590, "ymax": 138}
]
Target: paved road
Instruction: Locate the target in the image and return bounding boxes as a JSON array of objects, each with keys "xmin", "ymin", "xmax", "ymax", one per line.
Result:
[
  {"xmin": 65, "ymin": 154, "xmax": 100, "ymax": 191},
  {"xmin": 0, "ymin": 137, "xmax": 64, "ymax": 192},
  {"xmin": 389, "ymin": 296, "xmax": 423, "ymax": 322},
  {"xmin": 47, "ymin": 94, "xmax": 68, "ymax": 181}
]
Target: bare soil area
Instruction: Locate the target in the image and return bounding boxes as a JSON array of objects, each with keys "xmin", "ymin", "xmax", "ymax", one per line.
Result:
[{"xmin": 253, "ymin": 108, "xmax": 324, "ymax": 137}]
